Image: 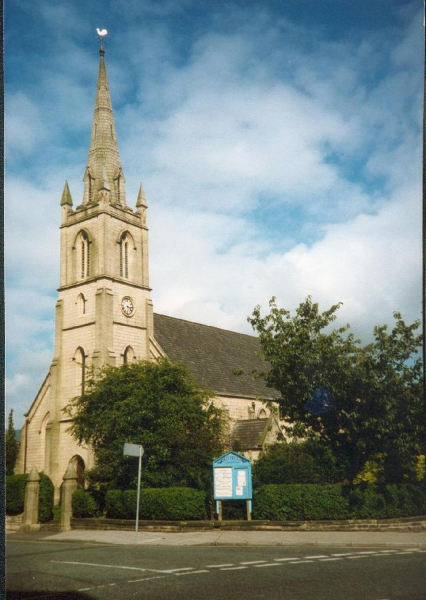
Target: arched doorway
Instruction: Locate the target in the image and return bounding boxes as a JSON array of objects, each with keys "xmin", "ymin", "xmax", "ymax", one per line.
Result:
[{"xmin": 70, "ymin": 455, "xmax": 86, "ymax": 488}]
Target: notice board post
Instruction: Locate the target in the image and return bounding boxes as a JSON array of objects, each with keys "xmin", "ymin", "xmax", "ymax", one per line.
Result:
[{"xmin": 213, "ymin": 451, "xmax": 252, "ymax": 521}]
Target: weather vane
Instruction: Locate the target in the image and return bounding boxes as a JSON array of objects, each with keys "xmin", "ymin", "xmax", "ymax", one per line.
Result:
[{"xmin": 96, "ymin": 27, "xmax": 108, "ymax": 44}]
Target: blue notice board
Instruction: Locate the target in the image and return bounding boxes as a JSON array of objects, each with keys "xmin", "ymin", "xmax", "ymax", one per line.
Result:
[{"xmin": 213, "ymin": 451, "xmax": 252, "ymax": 502}]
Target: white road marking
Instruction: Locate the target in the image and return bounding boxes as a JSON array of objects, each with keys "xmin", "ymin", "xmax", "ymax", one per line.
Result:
[
  {"xmin": 288, "ymin": 560, "xmax": 314, "ymax": 564},
  {"xmin": 379, "ymin": 550, "xmax": 397, "ymax": 553},
  {"xmin": 353, "ymin": 551, "xmax": 377, "ymax": 555},
  {"xmin": 332, "ymin": 553, "xmax": 354, "ymax": 556},
  {"xmin": 319, "ymin": 558, "xmax": 342, "ymax": 562},
  {"xmin": 206, "ymin": 563, "xmax": 234, "ymax": 568},
  {"xmin": 396, "ymin": 551, "xmax": 414, "ymax": 555},
  {"xmin": 165, "ymin": 567, "xmax": 195, "ymax": 572},
  {"xmin": 174, "ymin": 570, "xmax": 210, "ymax": 576},
  {"xmin": 127, "ymin": 576, "xmax": 167, "ymax": 583},
  {"xmin": 304, "ymin": 555, "xmax": 328, "ymax": 559},
  {"xmin": 51, "ymin": 560, "xmax": 147, "ymax": 572},
  {"xmin": 221, "ymin": 566, "xmax": 247, "ymax": 571},
  {"xmin": 254, "ymin": 563, "xmax": 283, "ymax": 568},
  {"xmin": 274, "ymin": 557, "xmax": 299, "ymax": 562},
  {"xmin": 346, "ymin": 556, "xmax": 366, "ymax": 559},
  {"xmin": 240, "ymin": 560, "xmax": 267, "ymax": 565}
]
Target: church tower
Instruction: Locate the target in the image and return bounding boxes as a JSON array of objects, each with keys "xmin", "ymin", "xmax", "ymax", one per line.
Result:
[
  {"xmin": 17, "ymin": 46, "xmax": 282, "ymax": 497},
  {"xmin": 19, "ymin": 46, "xmax": 155, "ymax": 498}
]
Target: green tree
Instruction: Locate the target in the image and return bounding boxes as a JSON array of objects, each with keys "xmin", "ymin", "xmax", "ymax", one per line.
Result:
[
  {"xmin": 65, "ymin": 359, "xmax": 224, "ymax": 495},
  {"xmin": 6, "ymin": 409, "xmax": 19, "ymax": 476},
  {"xmin": 249, "ymin": 297, "xmax": 424, "ymax": 483},
  {"xmin": 253, "ymin": 440, "xmax": 348, "ymax": 486}
]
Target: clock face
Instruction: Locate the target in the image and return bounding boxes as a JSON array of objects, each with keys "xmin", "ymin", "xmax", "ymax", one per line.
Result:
[{"xmin": 121, "ymin": 296, "xmax": 134, "ymax": 316}]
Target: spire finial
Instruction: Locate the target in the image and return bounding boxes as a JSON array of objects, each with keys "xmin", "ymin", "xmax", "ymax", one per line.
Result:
[{"xmin": 99, "ymin": 45, "xmax": 105, "ymax": 56}]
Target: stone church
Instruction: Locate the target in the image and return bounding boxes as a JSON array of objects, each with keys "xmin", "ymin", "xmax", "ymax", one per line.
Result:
[{"xmin": 16, "ymin": 47, "xmax": 281, "ymax": 499}]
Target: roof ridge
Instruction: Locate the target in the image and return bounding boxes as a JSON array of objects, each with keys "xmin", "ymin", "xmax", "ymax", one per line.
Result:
[{"xmin": 154, "ymin": 312, "xmax": 258, "ymax": 340}]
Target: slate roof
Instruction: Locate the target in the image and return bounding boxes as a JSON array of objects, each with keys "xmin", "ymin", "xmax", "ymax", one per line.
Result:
[
  {"xmin": 153, "ymin": 313, "xmax": 276, "ymax": 399},
  {"xmin": 232, "ymin": 418, "xmax": 269, "ymax": 450}
]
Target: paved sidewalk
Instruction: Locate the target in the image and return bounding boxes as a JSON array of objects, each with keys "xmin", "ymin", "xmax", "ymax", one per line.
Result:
[{"xmin": 9, "ymin": 528, "xmax": 426, "ymax": 548}]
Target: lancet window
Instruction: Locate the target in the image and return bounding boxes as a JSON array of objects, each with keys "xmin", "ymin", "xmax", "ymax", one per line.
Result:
[
  {"xmin": 119, "ymin": 232, "xmax": 132, "ymax": 279},
  {"xmin": 74, "ymin": 347, "xmax": 86, "ymax": 395},
  {"xmin": 75, "ymin": 230, "xmax": 91, "ymax": 281}
]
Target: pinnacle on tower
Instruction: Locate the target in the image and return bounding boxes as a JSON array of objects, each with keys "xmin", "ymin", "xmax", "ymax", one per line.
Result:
[
  {"xmin": 136, "ymin": 183, "xmax": 148, "ymax": 208},
  {"xmin": 60, "ymin": 181, "xmax": 73, "ymax": 206},
  {"xmin": 83, "ymin": 46, "xmax": 126, "ymax": 206}
]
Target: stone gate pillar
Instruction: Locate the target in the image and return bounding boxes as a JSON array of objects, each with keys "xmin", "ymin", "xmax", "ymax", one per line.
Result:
[
  {"xmin": 60, "ymin": 463, "xmax": 78, "ymax": 531},
  {"xmin": 21, "ymin": 467, "xmax": 41, "ymax": 532}
]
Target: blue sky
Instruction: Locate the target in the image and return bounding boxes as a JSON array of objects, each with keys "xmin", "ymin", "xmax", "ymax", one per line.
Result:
[{"xmin": 5, "ymin": 0, "xmax": 423, "ymax": 428}]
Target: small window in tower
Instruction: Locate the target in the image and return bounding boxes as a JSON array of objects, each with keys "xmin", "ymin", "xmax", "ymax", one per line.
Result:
[
  {"xmin": 77, "ymin": 293, "xmax": 86, "ymax": 316},
  {"xmin": 124, "ymin": 242, "xmax": 128, "ymax": 278},
  {"xmin": 123, "ymin": 346, "xmax": 135, "ymax": 364}
]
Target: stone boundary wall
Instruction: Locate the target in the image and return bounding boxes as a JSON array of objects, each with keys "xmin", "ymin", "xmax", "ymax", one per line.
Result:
[{"xmin": 70, "ymin": 515, "xmax": 426, "ymax": 533}]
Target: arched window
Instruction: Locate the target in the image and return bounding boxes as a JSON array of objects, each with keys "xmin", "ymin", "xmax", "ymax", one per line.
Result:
[
  {"xmin": 123, "ymin": 346, "xmax": 135, "ymax": 364},
  {"xmin": 70, "ymin": 455, "xmax": 86, "ymax": 488},
  {"xmin": 74, "ymin": 347, "xmax": 86, "ymax": 395},
  {"xmin": 74, "ymin": 230, "xmax": 91, "ymax": 281},
  {"xmin": 76, "ymin": 293, "xmax": 86, "ymax": 316},
  {"xmin": 119, "ymin": 232, "xmax": 134, "ymax": 279}
]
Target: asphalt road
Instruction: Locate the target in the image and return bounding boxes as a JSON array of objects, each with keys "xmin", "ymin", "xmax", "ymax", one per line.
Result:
[{"xmin": 6, "ymin": 538, "xmax": 426, "ymax": 600}]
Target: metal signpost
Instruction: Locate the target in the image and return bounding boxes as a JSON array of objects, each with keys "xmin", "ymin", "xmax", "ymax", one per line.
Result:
[
  {"xmin": 123, "ymin": 443, "xmax": 144, "ymax": 532},
  {"xmin": 213, "ymin": 451, "xmax": 253, "ymax": 521}
]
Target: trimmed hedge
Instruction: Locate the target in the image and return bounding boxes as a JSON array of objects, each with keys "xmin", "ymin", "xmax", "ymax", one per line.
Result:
[
  {"xmin": 6, "ymin": 473, "xmax": 54, "ymax": 523},
  {"xmin": 6, "ymin": 475, "xmax": 28, "ymax": 516},
  {"xmin": 253, "ymin": 484, "xmax": 349, "ymax": 520},
  {"xmin": 253, "ymin": 483, "xmax": 426, "ymax": 521},
  {"xmin": 346, "ymin": 484, "xmax": 426, "ymax": 519},
  {"xmin": 105, "ymin": 487, "xmax": 207, "ymax": 520},
  {"xmin": 72, "ymin": 489, "xmax": 99, "ymax": 518}
]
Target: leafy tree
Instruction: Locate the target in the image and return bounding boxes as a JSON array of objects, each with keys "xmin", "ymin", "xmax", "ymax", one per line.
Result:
[
  {"xmin": 253, "ymin": 440, "xmax": 347, "ymax": 486},
  {"xmin": 249, "ymin": 297, "xmax": 424, "ymax": 483},
  {"xmin": 6, "ymin": 409, "xmax": 19, "ymax": 476},
  {"xmin": 65, "ymin": 359, "xmax": 224, "ymax": 496}
]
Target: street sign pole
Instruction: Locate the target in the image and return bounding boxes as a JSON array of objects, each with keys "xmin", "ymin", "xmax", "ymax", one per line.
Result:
[
  {"xmin": 135, "ymin": 445, "xmax": 142, "ymax": 533},
  {"xmin": 123, "ymin": 443, "xmax": 144, "ymax": 534}
]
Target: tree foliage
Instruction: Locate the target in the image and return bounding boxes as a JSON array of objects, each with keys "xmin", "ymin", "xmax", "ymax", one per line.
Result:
[
  {"xmin": 65, "ymin": 359, "xmax": 224, "ymax": 494},
  {"xmin": 253, "ymin": 441, "xmax": 348, "ymax": 486},
  {"xmin": 249, "ymin": 297, "xmax": 424, "ymax": 483},
  {"xmin": 6, "ymin": 409, "xmax": 19, "ymax": 476}
]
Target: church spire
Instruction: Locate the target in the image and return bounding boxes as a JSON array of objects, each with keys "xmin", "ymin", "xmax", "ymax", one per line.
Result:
[{"xmin": 83, "ymin": 46, "xmax": 126, "ymax": 206}]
